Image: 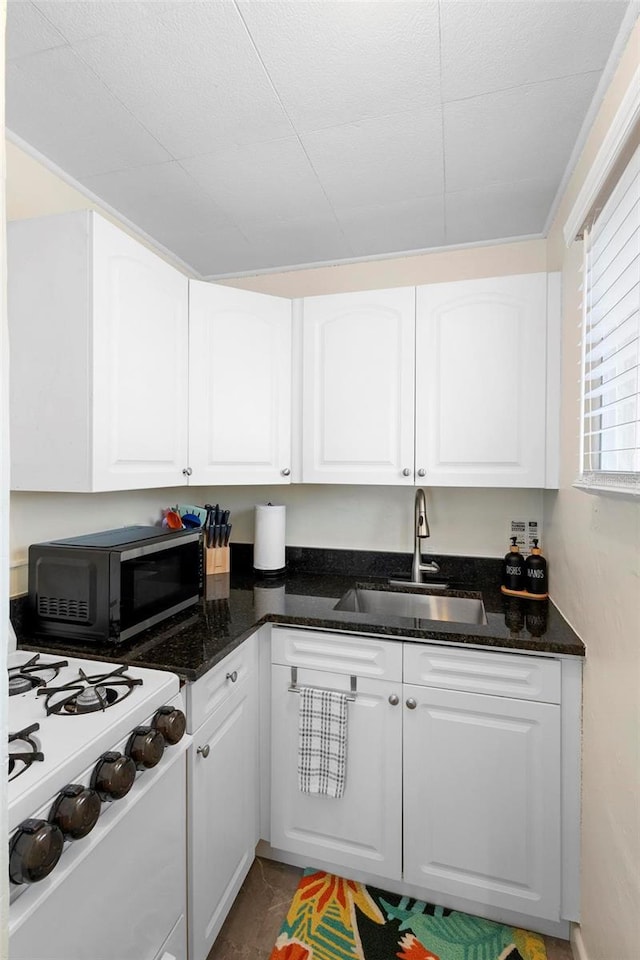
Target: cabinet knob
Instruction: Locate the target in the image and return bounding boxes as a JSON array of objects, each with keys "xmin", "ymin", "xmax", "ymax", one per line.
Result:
[
  {"xmin": 281, "ymin": 468, "xmax": 291, "ymax": 477},
  {"xmin": 388, "ymin": 694, "xmax": 399, "ymax": 706},
  {"xmin": 402, "ymin": 468, "xmax": 411, "ymax": 477},
  {"xmin": 406, "ymin": 698, "xmax": 417, "ymax": 710},
  {"xmin": 197, "ymin": 744, "xmax": 210, "ymax": 759},
  {"xmin": 417, "ymin": 468, "xmax": 426, "ymax": 477},
  {"xmin": 182, "ymin": 467, "xmax": 193, "ymax": 477},
  {"xmin": 226, "ymin": 671, "xmax": 238, "ymax": 683}
]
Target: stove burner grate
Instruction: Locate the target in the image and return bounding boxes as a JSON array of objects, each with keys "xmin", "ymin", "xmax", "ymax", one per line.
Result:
[
  {"xmin": 8, "ymin": 654, "xmax": 69, "ymax": 697},
  {"xmin": 8, "ymin": 724, "xmax": 44, "ymax": 781},
  {"xmin": 38, "ymin": 665, "xmax": 143, "ymax": 716}
]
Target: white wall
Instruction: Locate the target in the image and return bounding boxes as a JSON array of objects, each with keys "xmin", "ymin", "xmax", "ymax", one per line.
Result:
[
  {"xmin": 10, "ymin": 484, "xmax": 542, "ymax": 597},
  {"xmin": 544, "ymin": 18, "xmax": 640, "ymax": 960}
]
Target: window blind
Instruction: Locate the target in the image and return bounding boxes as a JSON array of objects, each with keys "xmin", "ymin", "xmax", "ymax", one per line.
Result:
[{"xmin": 580, "ymin": 141, "xmax": 640, "ymax": 493}]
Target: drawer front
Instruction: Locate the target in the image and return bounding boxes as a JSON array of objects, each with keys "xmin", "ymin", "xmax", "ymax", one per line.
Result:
[
  {"xmin": 271, "ymin": 627, "xmax": 402, "ymax": 681},
  {"xmin": 187, "ymin": 634, "xmax": 257, "ymax": 732},
  {"xmin": 403, "ymin": 644, "xmax": 561, "ymax": 703}
]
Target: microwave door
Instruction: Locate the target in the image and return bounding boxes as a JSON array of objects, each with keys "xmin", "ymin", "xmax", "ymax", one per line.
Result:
[{"xmin": 118, "ymin": 540, "xmax": 200, "ymax": 640}]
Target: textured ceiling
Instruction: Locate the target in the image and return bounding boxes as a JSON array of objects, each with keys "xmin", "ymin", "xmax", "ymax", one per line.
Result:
[{"xmin": 5, "ymin": 0, "xmax": 633, "ymax": 277}]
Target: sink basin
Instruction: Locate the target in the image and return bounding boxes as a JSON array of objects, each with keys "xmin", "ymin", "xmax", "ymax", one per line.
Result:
[{"xmin": 334, "ymin": 587, "xmax": 487, "ymax": 625}]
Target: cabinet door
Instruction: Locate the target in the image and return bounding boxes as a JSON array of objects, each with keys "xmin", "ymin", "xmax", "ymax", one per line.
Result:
[
  {"xmin": 416, "ymin": 274, "xmax": 548, "ymax": 486},
  {"xmin": 403, "ymin": 683, "xmax": 561, "ymax": 921},
  {"xmin": 302, "ymin": 288, "xmax": 415, "ymax": 484},
  {"xmin": 189, "ymin": 281, "xmax": 292, "ymax": 484},
  {"xmin": 188, "ymin": 667, "xmax": 258, "ymax": 960},
  {"xmin": 92, "ymin": 214, "xmax": 189, "ymax": 489},
  {"xmin": 270, "ymin": 665, "xmax": 402, "ymax": 881}
]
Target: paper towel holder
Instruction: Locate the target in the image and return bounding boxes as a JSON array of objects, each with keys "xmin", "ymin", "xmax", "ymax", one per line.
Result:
[{"xmin": 253, "ymin": 502, "xmax": 287, "ymax": 577}]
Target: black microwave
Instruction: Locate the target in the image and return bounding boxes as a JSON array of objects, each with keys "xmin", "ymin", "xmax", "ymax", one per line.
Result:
[{"xmin": 28, "ymin": 525, "xmax": 202, "ymax": 645}]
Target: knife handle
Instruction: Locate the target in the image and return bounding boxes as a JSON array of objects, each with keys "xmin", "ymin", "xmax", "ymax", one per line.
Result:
[{"xmin": 224, "ymin": 523, "xmax": 232, "ymax": 546}]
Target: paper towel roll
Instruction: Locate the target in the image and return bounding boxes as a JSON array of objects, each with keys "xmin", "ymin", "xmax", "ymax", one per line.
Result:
[{"xmin": 254, "ymin": 503, "xmax": 286, "ymax": 574}]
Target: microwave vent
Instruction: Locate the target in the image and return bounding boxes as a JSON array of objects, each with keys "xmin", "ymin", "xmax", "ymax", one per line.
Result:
[{"xmin": 38, "ymin": 596, "xmax": 90, "ymax": 622}]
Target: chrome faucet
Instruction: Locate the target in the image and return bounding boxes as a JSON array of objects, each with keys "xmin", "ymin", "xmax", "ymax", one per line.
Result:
[{"xmin": 412, "ymin": 488, "xmax": 440, "ymax": 583}]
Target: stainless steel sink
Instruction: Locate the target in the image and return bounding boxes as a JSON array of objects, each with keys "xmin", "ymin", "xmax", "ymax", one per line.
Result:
[{"xmin": 334, "ymin": 587, "xmax": 487, "ymax": 625}]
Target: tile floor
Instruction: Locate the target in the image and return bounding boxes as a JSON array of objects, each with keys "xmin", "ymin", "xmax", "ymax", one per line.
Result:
[{"xmin": 207, "ymin": 857, "xmax": 574, "ymax": 960}]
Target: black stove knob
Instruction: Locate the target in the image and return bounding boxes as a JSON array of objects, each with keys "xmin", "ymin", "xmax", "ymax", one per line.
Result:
[
  {"xmin": 153, "ymin": 706, "xmax": 186, "ymax": 745},
  {"xmin": 126, "ymin": 726, "xmax": 165, "ymax": 770},
  {"xmin": 9, "ymin": 818, "xmax": 64, "ymax": 885},
  {"xmin": 91, "ymin": 751, "xmax": 136, "ymax": 801},
  {"xmin": 49, "ymin": 784, "xmax": 101, "ymax": 840}
]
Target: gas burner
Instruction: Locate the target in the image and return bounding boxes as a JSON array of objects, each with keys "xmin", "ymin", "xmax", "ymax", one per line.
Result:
[
  {"xmin": 38, "ymin": 665, "xmax": 143, "ymax": 717},
  {"xmin": 8, "ymin": 724, "xmax": 44, "ymax": 782},
  {"xmin": 8, "ymin": 654, "xmax": 69, "ymax": 697}
]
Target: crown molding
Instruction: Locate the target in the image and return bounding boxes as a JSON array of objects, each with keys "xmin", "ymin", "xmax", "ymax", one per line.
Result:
[
  {"xmin": 563, "ymin": 62, "xmax": 640, "ymax": 246},
  {"xmin": 6, "ymin": 130, "xmax": 202, "ymax": 279}
]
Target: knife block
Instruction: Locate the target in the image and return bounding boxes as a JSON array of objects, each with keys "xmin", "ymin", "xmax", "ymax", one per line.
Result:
[{"xmin": 204, "ymin": 545, "xmax": 230, "ymax": 575}]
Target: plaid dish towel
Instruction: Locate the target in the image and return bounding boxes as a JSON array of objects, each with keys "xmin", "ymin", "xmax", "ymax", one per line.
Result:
[{"xmin": 298, "ymin": 686, "xmax": 348, "ymax": 799}]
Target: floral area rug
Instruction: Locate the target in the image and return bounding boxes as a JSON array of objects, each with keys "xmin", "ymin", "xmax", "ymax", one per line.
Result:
[{"xmin": 268, "ymin": 870, "xmax": 548, "ymax": 960}]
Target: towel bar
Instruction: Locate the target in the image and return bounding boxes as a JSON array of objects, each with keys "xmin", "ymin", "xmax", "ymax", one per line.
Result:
[{"xmin": 288, "ymin": 666, "xmax": 357, "ymax": 702}]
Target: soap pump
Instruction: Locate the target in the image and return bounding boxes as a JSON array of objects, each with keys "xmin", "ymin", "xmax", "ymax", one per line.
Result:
[
  {"xmin": 525, "ymin": 539, "xmax": 548, "ymax": 596},
  {"xmin": 503, "ymin": 536, "xmax": 525, "ymax": 591}
]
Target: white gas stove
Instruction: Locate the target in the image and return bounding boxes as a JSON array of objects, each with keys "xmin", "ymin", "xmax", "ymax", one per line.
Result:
[{"xmin": 8, "ymin": 649, "xmax": 189, "ymax": 960}]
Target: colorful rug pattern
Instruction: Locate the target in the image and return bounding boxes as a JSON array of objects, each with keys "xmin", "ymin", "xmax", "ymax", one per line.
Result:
[{"xmin": 268, "ymin": 870, "xmax": 548, "ymax": 960}]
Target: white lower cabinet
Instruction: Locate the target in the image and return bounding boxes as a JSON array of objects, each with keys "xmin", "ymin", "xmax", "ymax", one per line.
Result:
[
  {"xmin": 402, "ymin": 684, "xmax": 560, "ymax": 921},
  {"xmin": 270, "ymin": 665, "xmax": 402, "ymax": 881},
  {"xmin": 186, "ymin": 639, "xmax": 258, "ymax": 960},
  {"xmin": 268, "ymin": 628, "xmax": 576, "ymax": 932}
]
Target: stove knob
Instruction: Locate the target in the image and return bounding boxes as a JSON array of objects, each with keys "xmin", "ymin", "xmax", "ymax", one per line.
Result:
[
  {"xmin": 153, "ymin": 706, "xmax": 186, "ymax": 745},
  {"xmin": 91, "ymin": 751, "xmax": 136, "ymax": 801},
  {"xmin": 126, "ymin": 726, "xmax": 165, "ymax": 770},
  {"xmin": 9, "ymin": 818, "xmax": 64, "ymax": 885},
  {"xmin": 49, "ymin": 784, "xmax": 101, "ymax": 840}
]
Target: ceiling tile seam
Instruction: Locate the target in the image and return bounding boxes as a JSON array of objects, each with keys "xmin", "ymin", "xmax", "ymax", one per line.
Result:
[
  {"xmin": 7, "ymin": 42, "xmax": 70, "ymax": 65},
  {"xmin": 5, "ymin": 127, "xmax": 205, "ymax": 281},
  {"xmin": 231, "ymin": 0, "xmax": 356, "ymax": 259},
  {"xmin": 172, "ymin": 158, "xmax": 259, "ymax": 251},
  {"xmin": 444, "ymin": 174, "xmax": 563, "ymax": 196},
  {"xmin": 63, "ymin": 42, "xmax": 180, "ymax": 165},
  {"xmin": 201, "ymin": 231, "xmax": 547, "ymax": 282},
  {"xmin": 9, "ymin": 0, "xmax": 69, "ymax": 53},
  {"xmin": 30, "ymin": 0, "xmax": 176, "ymax": 47},
  {"xmin": 436, "ymin": 0, "xmax": 449, "ymax": 242},
  {"xmin": 441, "ymin": 68, "xmax": 605, "ymax": 107}
]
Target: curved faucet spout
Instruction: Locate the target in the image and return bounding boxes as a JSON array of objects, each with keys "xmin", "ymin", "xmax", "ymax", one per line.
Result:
[{"xmin": 412, "ymin": 488, "xmax": 440, "ymax": 583}]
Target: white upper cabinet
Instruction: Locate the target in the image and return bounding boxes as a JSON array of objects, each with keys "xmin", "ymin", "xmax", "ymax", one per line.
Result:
[
  {"xmin": 301, "ymin": 287, "xmax": 416, "ymax": 484},
  {"xmin": 9, "ymin": 211, "xmax": 189, "ymax": 491},
  {"xmin": 415, "ymin": 273, "xmax": 555, "ymax": 487},
  {"xmin": 188, "ymin": 282, "xmax": 292, "ymax": 485}
]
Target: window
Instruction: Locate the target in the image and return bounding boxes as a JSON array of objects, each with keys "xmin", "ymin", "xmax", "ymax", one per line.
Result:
[{"xmin": 579, "ymin": 142, "xmax": 640, "ymax": 495}]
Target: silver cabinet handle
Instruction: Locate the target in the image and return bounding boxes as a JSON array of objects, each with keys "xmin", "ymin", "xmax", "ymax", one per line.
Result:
[
  {"xmin": 406, "ymin": 698, "xmax": 417, "ymax": 710},
  {"xmin": 226, "ymin": 671, "xmax": 238, "ymax": 683},
  {"xmin": 417, "ymin": 468, "xmax": 426, "ymax": 477},
  {"xmin": 197, "ymin": 744, "xmax": 210, "ymax": 758},
  {"xmin": 182, "ymin": 467, "xmax": 193, "ymax": 477},
  {"xmin": 281, "ymin": 468, "xmax": 291, "ymax": 477},
  {"xmin": 402, "ymin": 468, "xmax": 411, "ymax": 477},
  {"xmin": 388, "ymin": 694, "xmax": 399, "ymax": 706}
]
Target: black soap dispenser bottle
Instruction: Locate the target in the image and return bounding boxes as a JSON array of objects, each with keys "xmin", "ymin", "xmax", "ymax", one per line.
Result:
[
  {"xmin": 525, "ymin": 539, "xmax": 548, "ymax": 596},
  {"xmin": 503, "ymin": 536, "xmax": 525, "ymax": 592}
]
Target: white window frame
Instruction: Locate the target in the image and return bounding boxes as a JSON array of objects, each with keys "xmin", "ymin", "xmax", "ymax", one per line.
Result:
[
  {"xmin": 564, "ymin": 58, "xmax": 640, "ymax": 498},
  {"xmin": 575, "ymin": 143, "xmax": 640, "ymax": 497}
]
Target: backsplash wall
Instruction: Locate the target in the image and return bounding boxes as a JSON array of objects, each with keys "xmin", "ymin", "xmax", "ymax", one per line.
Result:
[{"xmin": 10, "ymin": 484, "xmax": 543, "ymax": 596}]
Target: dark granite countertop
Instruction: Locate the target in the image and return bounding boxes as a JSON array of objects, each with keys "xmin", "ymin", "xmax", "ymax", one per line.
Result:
[{"xmin": 14, "ymin": 547, "xmax": 585, "ymax": 682}]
